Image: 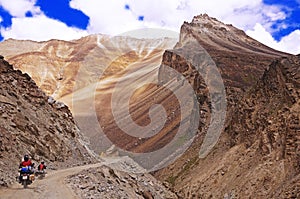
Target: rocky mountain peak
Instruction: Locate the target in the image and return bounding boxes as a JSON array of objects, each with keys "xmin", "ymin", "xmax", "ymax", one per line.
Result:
[
  {"xmin": 179, "ymin": 13, "xmax": 285, "ymax": 56},
  {"xmin": 163, "ymin": 14, "xmax": 290, "ymax": 94},
  {"xmin": 191, "ymin": 13, "xmax": 245, "ymax": 34}
]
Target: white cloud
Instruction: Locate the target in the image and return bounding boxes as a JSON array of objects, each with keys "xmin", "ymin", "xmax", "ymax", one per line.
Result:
[
  {"xmin": 70, "ymin": 0, "xmax": 146, "ymax": 35},
  {"xmin": 279, "ymin": 30, "xmax": 300, "ymax": 54},
  {"xmin": 246, "ymin": 23, "xmax": 300, "ymax": 54},
  {"xmin": 68, "ymin": 0, "xmax": 300, "ymax": 54},
  {"xmin": 0, "ymin": 15, "xmax": 88, "ymax": 41},
  {"xmin": 69, "ymin": 0, "xmax": 289, "ymax": 36},
  {"xmin": 0, "ymin": 0, "xmax": 40, "ymax": 17},
  {"xmin": 218, "ymin": 3, "xmax": 287, "ymax": 32}
]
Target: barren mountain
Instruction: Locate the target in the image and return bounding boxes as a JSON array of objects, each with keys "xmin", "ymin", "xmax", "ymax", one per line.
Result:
[
  {"xmin": 162, "ymin": 14, "xmax": 289, "ymax": 91},
  {"xmin": 0, "ymin": 57, "xmax": 94, "ymax": 186},
  {"xmin": 154, "ymin": 15, "xmax": 299, "ymax": 198},
  {"xmin": 0, "ymin": 36, "xmax": 181, "ymax": 164},
  {"xmin": 0, "ymin": 34, "xmax": 177, "ymax": 103}
]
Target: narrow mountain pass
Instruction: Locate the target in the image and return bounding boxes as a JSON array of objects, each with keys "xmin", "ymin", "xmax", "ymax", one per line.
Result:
[{"xmin": 0, "ymin": 156, "xmax": 177, "ymax": 199}]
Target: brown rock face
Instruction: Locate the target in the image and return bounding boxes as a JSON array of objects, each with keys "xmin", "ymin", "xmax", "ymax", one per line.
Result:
[
  {"xmin": 223, "ymin": 56, "xmax": 300, "ymax": 198},
  {"xmin": 0, "ymin": 58, "xmax": 93, "ymax": 186},
  {"xmin": 162, "ymin": 14, "xmax": 288, "ymax": 90},
  {"xmin": 163, "ymin": 55, "xmax": 300, "ymax": 199},
  {"xmin": 155, "ymin": 15, "xmax": 299, "ymax": 198}
]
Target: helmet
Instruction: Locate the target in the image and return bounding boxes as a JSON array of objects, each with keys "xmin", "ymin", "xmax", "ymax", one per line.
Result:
[{"xmin": 24, "ymin": 155, "xmax": 29, "ymax": 161}]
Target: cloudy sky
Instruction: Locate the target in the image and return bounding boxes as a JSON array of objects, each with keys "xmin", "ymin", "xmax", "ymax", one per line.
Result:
[{"xmin": 0, "ymin": 0, "xmax": 299, "ymax": 54}]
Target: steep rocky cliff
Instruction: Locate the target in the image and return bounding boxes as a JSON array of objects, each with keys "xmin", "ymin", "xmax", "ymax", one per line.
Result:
[
  {"xmin": 159, "ymin": 55, "xmax": 299, "ymax": 198},
  {"xmin": 223, "ymin": 55, "xmax": 300, "ymax": 198},
  {"xmin": 155, "ymin": 15, "xmax": 299, "ymax": 198},
  {"xmin": 0, "ymin": 57, "xmax": 93, "ymax": 186}
]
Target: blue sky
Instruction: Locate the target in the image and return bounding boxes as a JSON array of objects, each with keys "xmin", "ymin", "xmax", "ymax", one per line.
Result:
[
  {"xmin": 263, "ymin": 0, "xmax": 300, "ymax": 40},
  {"xmin": 0, "ymin": 0, "xmax": 299, "ymax": 54}
]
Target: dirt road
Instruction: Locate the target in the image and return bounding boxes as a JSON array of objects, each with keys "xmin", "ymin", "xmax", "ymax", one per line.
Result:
[{"xmin": 0, "ymin": 162, "xmax": 104, "ymax": 199}]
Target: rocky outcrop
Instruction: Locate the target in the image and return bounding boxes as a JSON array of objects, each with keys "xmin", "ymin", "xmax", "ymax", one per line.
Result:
[
  {"xmin": 166, "ymin": 55, "xmax": 300, "ymax": 199},
  {"xmin": 156, "ymin": 15, "xmax": 291, "ymax": 155},
  {"xmin": 0, "ymin": 58, "xmax": 93, "ymax": 186},
  {"xmin": 158, "ymin": 14, "xmax": 290, "ymax": 127},
  {"xmin": 67, "ymin": 165, "xmax": 177, "ymax": 199},
  {"xmin": 222, "ymin": 55, "xmax": 300, "ymax": 198}
]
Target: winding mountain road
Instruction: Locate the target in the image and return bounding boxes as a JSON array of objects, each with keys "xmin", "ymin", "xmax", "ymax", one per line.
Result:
[{"xmin": 0, "ymin": 156, "xmax": 146, "ymax": 199}]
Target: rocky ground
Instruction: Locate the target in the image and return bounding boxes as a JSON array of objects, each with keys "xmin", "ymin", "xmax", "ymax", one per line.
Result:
[{"xmin": 66, "ymin": 163, "xmax": 177, "ymax": 199}]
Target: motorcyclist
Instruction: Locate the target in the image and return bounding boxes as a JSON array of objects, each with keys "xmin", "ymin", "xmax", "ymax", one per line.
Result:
[
  {"xmin": 18, "ymin": 155, "xmax": 34, "ymax": 182},
  {"xmin": 19, "ymin": 155, "xmax": 33, "ymax": 168},
  {"xmin": 19, "ymin": 155, "xmax": 34, "ymax": 186},
  {"xmin": 38, "ymin": 161, "xmax": 47, "ymax": 171}
]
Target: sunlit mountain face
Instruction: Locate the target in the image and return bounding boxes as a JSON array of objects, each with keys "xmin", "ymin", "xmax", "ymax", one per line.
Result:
[{"xmin": 0, "ymin": 35, "xmax": 176, "ymax": 102}]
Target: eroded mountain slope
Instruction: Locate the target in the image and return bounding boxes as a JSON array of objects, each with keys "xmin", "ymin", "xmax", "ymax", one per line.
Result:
[
  {"xmin": 154, "ymin": 15, "xmax": 299, "ymax": 198},
  {"xmin": 165, "ymin": 55, "xmax": 300, "ymax": 199}
]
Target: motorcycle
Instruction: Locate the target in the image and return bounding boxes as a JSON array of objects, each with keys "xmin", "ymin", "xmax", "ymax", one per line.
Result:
[
  {"xmin": 35, "ymin": 169, "xmax": 46, "ymax": 179},
  {"xmin": 18, "ymin": 166, "xmax": 35, "ymax": 188}
]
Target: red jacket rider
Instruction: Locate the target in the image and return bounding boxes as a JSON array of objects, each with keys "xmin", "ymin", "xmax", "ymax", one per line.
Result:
[
  {"xmin": 19, "ymin": 155, "xmax": 33, "ymax": 168},
  {"xmin": 38, "ymin": 161, "xmax": 46, "ymax": 171}
]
